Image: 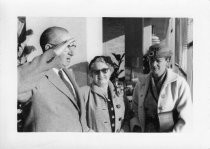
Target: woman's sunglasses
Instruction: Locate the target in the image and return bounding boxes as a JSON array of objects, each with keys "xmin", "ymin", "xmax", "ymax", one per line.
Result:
[{"xmin": 92, "ymin": 68, "xmax": 109, "ymax": 75}]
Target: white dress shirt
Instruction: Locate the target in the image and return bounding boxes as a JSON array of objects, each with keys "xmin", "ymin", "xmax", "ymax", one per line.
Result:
[{"xmin": 53, "ymin": 68, "xmax": 76, "ymax": 96}]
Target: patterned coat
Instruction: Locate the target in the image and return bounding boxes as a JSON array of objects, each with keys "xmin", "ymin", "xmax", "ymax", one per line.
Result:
[{"xmin": 81, "ymin": 82, "xmax": 128, "ymax": 132}]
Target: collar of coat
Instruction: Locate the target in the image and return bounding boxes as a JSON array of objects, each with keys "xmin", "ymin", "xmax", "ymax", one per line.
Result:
[{"xmin": 90, "ymin": 81, "xmax": 117, "ymax": 99}]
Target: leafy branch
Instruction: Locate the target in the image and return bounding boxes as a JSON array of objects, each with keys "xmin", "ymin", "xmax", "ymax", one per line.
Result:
[{"xmin": 110, "ymin": 53, "xmax": 125, "ymax": 83}]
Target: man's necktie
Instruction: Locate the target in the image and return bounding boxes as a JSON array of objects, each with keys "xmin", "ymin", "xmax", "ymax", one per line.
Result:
[{"xmin": 58, "ymin": 70, "xmax": 77, "ymax": 100}]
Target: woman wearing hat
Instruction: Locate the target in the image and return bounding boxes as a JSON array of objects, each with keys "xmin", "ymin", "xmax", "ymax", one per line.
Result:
[
  {"xmin": 81, "ymin": 56, "xmax": 129, "ymax": 132},
  {"xmin": 130, "ymin": 43, "xmax": 192, "ymax": 132}
]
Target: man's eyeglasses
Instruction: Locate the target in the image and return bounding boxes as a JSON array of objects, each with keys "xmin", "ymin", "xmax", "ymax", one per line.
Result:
[
  {"xmin": 50, "ymin": 39, "xmax": 76, "ymax": 49},
  {"xmin": 92, "ymin": 68, "xmax": 109, "ymax": 75}
]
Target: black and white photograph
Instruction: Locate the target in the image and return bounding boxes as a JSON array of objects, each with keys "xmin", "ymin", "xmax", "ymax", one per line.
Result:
[
  {"xmin": 1, "ymin": 0, "xmax": 210, "ymax": 148},
  {"xmin": 17, "ymin": 17, "xmax": 193, "ymax": 133}
]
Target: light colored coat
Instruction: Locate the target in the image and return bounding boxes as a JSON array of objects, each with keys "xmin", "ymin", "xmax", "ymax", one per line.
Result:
[
  {"xmin": 130, "ymin": 69, "xmax": 192, "ymax": 132},
  {"xmin": 18, "ymin": 49, "xmax": 62, "ymax": 102},
  {"xmin": 19, "ymin": 68, "xmax": 89, "ymax": 132},
  {"xmin": 81, "ymin": 82, "xmax": 127, "ymax": 132}
]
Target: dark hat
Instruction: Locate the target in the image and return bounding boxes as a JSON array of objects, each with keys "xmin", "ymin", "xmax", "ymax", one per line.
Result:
[
  {"xmin": 148, "ymin": 43, "xmax": 173, "ymax": 58},
  {"xmin": 88, "ymin": 56, "xmax": 114, "ymax": 71}
]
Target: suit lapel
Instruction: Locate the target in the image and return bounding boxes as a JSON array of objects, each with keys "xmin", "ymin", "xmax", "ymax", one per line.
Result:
[
  {"xmin": 141, "ymin": 74, "xmax": 151, "ymax": 99},
  {"xmin": 63, "ymin": 68, "xmax": 83, "ymax": 113},
  {"xmin": 137, "ymin": 74, "xmax": 150, "ymax": 132},
  {"xmin": 63, "ymin": 68, "xmax": 88, "ymax": 125},
  {"xmin": 63, "ymin": 68, "xmax": 80, "ymax": 100},
  {"xmin": 44, "ymin": 69, "xmax": 80, "ymax": 111}
]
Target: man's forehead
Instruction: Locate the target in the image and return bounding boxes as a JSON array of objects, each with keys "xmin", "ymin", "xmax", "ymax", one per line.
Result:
[{"xmin": 50, "ymin": 31, "xmax": 72, "ymax": 44}]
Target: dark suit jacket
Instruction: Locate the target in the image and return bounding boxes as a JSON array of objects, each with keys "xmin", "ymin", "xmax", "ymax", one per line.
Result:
[{"xmin": 20, "ymin": 67, "xmax": 89, "ymax": 132}]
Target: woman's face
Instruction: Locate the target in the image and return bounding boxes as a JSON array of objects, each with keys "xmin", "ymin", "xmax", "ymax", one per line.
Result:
[{"xmin": 91, "ymin": 62, "xmax": 111, "ymax": 87}]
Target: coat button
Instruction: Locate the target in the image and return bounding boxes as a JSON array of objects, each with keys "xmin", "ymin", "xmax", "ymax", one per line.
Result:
[
  {"xmin": 116, "ymin": 104, "xmax": 121, "ymax": 108},
  {"xmin": 140, "ymin": 94, "xmax": 143, "ymax": 97},
  {"xmin": 119, "ymin": 117, "xmax": 122, "ymax": 121}
]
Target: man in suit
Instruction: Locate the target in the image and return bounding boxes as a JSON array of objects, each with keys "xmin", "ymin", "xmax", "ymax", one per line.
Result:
[{"xmin": 18, "ymin": 26, "xmax": 90, "ymax": 132}]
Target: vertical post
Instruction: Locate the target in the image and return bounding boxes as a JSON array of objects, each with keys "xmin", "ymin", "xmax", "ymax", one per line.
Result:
[
  {"xmin": 86, "ymin": 17, "xmax": 103, "ymax": 63},
  {"xmin": 125, "ymin": 18, "xmax": 144, "ymax": 76}
]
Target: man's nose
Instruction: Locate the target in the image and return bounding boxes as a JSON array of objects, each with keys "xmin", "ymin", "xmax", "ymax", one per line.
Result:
[
  {"xmin": 98, "ymin": 71, "xmax": 104, "ymax": 77},
  {"xmin": 152, "ymin": 60, "xmax": 158, "ymax": 67},
  {"xmin": 68, "ymin": 49, "xmax": 74, "ymax": 56}
]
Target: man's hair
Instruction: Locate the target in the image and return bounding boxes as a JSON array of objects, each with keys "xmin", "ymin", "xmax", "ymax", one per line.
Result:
[{"xmin": 40, "ymin": 26, "xmax": 69, "ymax": 52}]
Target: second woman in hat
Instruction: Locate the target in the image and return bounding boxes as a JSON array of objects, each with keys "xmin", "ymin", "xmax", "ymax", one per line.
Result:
[{"xmin": 81, "ymin": 56, "xmax": 129, "ymax": 132}]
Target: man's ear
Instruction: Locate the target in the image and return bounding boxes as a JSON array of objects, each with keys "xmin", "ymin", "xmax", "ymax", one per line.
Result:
[
  {"xmin": 109, "ymin": 67, "xmax": 114, "ymax": 75},
  {"xmin": 44, "ymin": 44, "xmax": 52, "ymax": 51},
  {"xmin": 166, "ymin": 57, "xmax": 171, "ymax": 68}
]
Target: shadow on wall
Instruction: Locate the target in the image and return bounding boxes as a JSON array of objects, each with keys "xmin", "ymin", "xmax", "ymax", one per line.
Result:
[
  {"xmin": 103, "ymin": 18, "xmax": 125, "ymax": 43},
  {"xmin": 70, "ymin": 61, "xmax": 89, "ymax": 87}
]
